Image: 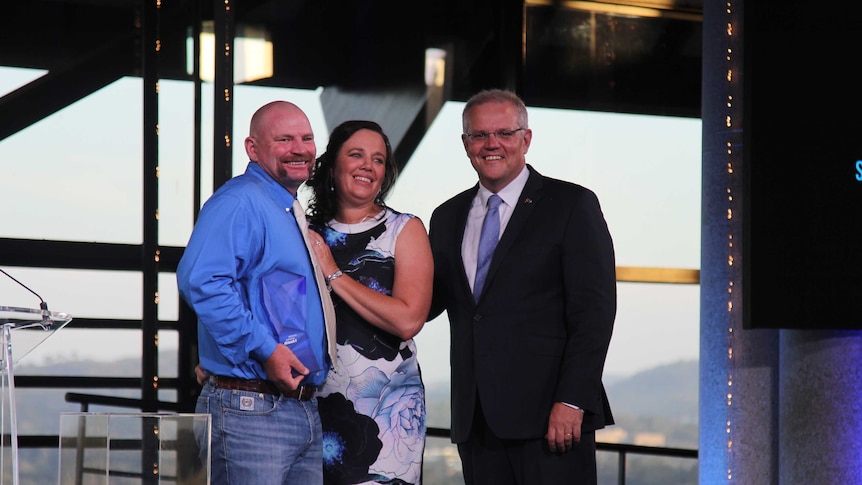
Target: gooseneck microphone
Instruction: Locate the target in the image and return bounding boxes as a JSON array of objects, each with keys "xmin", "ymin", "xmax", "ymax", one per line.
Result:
[{"xmin": 0, "ymin": 268, "xmax": 49, "ymax": 312}]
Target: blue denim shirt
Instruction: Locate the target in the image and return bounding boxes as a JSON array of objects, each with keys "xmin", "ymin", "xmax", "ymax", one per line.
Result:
[{"xmin": 177, "ymin": 162, "xmax": 329, "ymax": 386}]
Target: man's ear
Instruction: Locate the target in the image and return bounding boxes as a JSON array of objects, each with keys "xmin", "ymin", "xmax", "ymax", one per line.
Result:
[{"xmin": 245, "ymin": 136, "xmax": 257, "ymax": 161}]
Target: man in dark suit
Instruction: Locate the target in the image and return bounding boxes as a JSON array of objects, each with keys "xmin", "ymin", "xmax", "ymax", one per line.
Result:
[{"xmin": 428, "ymin": 89, "xmax": 617, "ymax": 485}]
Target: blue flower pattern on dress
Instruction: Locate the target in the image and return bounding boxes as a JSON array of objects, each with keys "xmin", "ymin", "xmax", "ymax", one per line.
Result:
[
  {"xmin": 360, "ymin": 276, "xmax": 388, "ymax": 295},
  {"xmin": 322, "ymin": 429, "xmax": 346, "ymax": 467},
  {"xmin": 312, "ymin": 210, "xmax": 427, "ymax": 485}
]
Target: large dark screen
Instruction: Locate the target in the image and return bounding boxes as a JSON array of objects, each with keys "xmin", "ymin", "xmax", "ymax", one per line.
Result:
[
  {"xmin": 524, "ymin": 5, "xmax": 702, "ymax": 118},
  {"xmin": 743, "ymin": 3, "xmax": 862, "ymax": 329}
]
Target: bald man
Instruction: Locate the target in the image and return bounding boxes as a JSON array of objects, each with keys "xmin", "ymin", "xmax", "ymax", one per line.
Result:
[{"xmin": 178, "ymin": 101, "xmax": 334, "ymax": 484}]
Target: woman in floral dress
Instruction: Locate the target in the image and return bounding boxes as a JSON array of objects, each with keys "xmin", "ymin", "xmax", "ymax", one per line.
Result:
[{"xmin": 306, "ymin": 120, "xmax": 433, "ymax": 485}]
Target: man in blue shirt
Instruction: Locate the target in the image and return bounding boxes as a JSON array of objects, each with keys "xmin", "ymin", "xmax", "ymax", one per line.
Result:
[{"xmin": 177, "ymin": 100, "xmax": 335, "ymax": 484}]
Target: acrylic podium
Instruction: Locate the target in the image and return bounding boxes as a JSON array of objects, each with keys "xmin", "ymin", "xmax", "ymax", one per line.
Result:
[
  {"xmin": 0, "ymin": 305, "xmax": 72, "ymax": 485},
  {"xmin": 58, "ymin": 412, "xmax": 211, "ymax": 484}
]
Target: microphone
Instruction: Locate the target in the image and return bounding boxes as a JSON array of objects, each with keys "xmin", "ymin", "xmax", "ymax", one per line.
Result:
[{"xmin": 0, "ymin": 268, "xmax": 49, "ymax": 313}]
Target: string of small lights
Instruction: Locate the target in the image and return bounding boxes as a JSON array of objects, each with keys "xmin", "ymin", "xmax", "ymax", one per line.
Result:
[
  {"xmin": 147, "ymin": 0, "xmax": 164, "ymax": 478},
  {"xmin": 723, "ymin": 1, "xmax": 741, "ymax": 481},
  {"xmin": 222, "ymin": 0, "xmax": 233, "ymax": 151}
]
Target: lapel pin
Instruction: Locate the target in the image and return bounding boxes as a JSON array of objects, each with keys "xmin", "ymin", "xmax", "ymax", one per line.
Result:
[{"xmin": 523, "ymin": 198, "xmax": 533, "ymax": 204}]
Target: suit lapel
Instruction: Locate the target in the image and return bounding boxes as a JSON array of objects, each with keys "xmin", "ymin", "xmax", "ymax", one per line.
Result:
[{"xmin": 454, "ymin": 186, "xmax": 479, "ymax": 302}]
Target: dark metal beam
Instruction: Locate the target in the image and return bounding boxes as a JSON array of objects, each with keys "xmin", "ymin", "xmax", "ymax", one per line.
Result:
[
  {"xmin": 212, "ymin": 0, "xmax": 236, "ymax": 190},
  {"xmin": 0, "ymin": 33, "xmax": 135, "ymax": 142},
  {"xmin": 0, "ymin": 238, "xmax": 183, "ymax": 272}
]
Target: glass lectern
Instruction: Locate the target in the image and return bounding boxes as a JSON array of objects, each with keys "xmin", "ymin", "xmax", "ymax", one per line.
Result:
[{"xmin": 0, "ymin": 305, "xmax": 72, "ymax": 485}]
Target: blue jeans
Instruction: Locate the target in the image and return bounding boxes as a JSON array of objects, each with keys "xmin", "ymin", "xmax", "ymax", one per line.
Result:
[{"xmin": 195, "ymin": 380, "xmax": 323, "ymax": 484}]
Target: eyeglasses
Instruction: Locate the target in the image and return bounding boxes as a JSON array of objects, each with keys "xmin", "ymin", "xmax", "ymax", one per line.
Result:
[{"xmin": 464, "ymin": 128, "xmax": 525, "ymax": 143}]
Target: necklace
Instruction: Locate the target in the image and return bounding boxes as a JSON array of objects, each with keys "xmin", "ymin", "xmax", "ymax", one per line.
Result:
[
  {"xmin": 335, "ymin": 207, "xmax": 382, "ymax": 234},
  {"xmin": 357, "ymin": 211, "xmax": 376, "ymax": 224},
  {"xmin": 339, "ymin": 207, "xmax": 380, "ymax": 225}
]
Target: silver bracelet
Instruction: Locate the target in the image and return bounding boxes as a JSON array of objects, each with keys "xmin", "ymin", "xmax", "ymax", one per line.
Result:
[{"xmin": 325, "ymin": 270, "xmax": 343, "ymax": 291}]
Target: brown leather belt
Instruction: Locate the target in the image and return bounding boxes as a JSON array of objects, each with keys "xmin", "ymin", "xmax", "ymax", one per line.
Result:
[{"xmin": 211, "ymin": 376, "xmax": 317, "ymax": 401}]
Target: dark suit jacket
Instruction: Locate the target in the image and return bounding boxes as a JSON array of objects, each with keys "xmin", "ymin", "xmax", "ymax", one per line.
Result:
[{"xmin": 429, "ymin": 165, "xmax": 616, "ymax": 443}]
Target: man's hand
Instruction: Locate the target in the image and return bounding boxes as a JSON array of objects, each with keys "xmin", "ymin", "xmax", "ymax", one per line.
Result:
[
  {"xmin": 545, "ymin": 402, "xmax": 584, "ymax": 453},
  {"xmin": 194, "ymin": 345, "xmax": 307, "ymax": 393},
  {"xmin": 194, "ymin": 363, "xmax": 209, "ymax": 385},
  {"xmin": 262, "ymin": 344, "xmax": 309, "ymax": 393}
]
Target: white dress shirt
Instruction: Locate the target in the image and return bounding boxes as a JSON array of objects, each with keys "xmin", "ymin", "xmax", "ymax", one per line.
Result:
[{"xmin": 462, "ymin": 166, "xmax": 530, "ymax": 291}]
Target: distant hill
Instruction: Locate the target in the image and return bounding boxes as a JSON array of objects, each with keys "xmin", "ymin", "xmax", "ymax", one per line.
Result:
[
  {"xmin": 601, "ymin": 359, "xmax": 699, "ymax": 449},
  {"xmin": 606, "ymin": 359, "xmax": 698, "ymax": 423}
]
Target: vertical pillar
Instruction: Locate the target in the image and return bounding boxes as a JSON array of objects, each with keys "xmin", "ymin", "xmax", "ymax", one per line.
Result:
[
  {"xmin": 212, "ymin": 0, "xmax": 235, "ymax": 190},
  {"xmin": 703, "ymin": 1, "xmax": 862, "ymax": 483},
  {"xmin": 779, "ymin": 331, "xmax": 862, "ymax": 483},
  {"xmin": 140, "ymin": 0, "xmax": 160, "ymax": 415},
  {"xmin": 140, "ymin": 2, "xmax": 161, "ymax": 483},
  {"xmin": 700, "ymin": 0, "xmax": 779, "ymax": 483}
]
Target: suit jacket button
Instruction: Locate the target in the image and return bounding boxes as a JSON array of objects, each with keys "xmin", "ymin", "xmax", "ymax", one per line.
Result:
[{"xmin": 473, "ymin": 314, "xmax": 481, "ymax": 322}]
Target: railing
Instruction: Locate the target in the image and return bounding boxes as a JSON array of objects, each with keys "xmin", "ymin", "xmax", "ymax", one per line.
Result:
[
  {"xmin": 427, "ymin": 427, "xmax": 697, "ymax": 485},
  {"xmin": 13, "ymin": 394, "xmax": 699, "ymax": 485}
]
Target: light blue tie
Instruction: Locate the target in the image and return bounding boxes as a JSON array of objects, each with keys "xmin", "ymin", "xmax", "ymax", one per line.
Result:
[{"xmin": 474, "ymin": 194, "xmax": 502, "ymax": 301}]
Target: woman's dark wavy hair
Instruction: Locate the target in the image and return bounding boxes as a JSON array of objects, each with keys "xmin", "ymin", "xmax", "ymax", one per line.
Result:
[{"xmin": 306, "ymin": 120, "xmax": 398, "ymax": 225}]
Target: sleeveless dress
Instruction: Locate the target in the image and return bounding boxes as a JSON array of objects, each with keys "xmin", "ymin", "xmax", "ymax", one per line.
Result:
[{"xmin": 312, "ymin": 208, "xmax": 427, "ymax": 485}]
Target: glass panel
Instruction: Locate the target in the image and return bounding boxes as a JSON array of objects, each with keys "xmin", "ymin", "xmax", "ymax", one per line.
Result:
[
  {"xmin": 17, "ymin": 329, "xmax": 187, "ymax": 380},
  {"xmin": 2, "ymin": 266, "xmax": 140, "ymax": 371},
  {"xmin": 158, "ymin": 272, "xmax": 179, "ymax": 321},
  {"xmin": 0, "ymin": 71, "xmax": 330, "ymax": 247},
  {"xmin": 0, "ymin": 72, "xmax": 143, "ymax": 244},
  {"xmin": 609, "ymin": 283, "xmax": 699, "ymax": 379},
  {"xmin": 158, "ymin": 80, "xmax": 197, "ymax": 248},
  {"xmin": 622, "ymin": 455, "xmax": 698, "ymax": 484},
  {"xmin": 158, "ymin": 329, "xmax": 180, "ymax": 379},
  {"xmin": 2, "ymin": 268, "xmax": 183, "ymax": 373},
  {"xmin": 158, "ymin": 389, "xmax": 179, "ymax": 403},
  {"xmin": 423, "ymin": 436, "xmax": 464, "ymax": 485},
  {"xmin": 597, "ymin": 451, "xmax": 620, "ymax": 485},
  {"xmin": 58, "ymin": 413, "xmax": 211, "ymax": 484},
  {"xmin": 18, "ymin": 339, "xmax": 142, "ymax": 377},
  {"xmin": 0, "ymin": 268, "xmax": 141, "ymax": 320},
  {"xmin": 16, "ymin": 449, "xmax": 60, "ymax": 485},
  {"xmin": 424, "ymin": 381, "xmax": 452, "ymax": 431},
  {"xmin": 0, "ymin": 67, "xmax": 46, "ymax": 96},
  {"xmin": 16, "ymin": 388, "xmax": 141, "ymax": 435},
  {"xmin": 601, "ymin": 283, "xmax": 699, "ymax": 449}
]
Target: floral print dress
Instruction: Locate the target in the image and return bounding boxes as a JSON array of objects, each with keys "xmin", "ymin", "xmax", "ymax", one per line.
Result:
[{"xmin": 313, "ymin": 208, "xmax": 427, "ymax": 485}]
